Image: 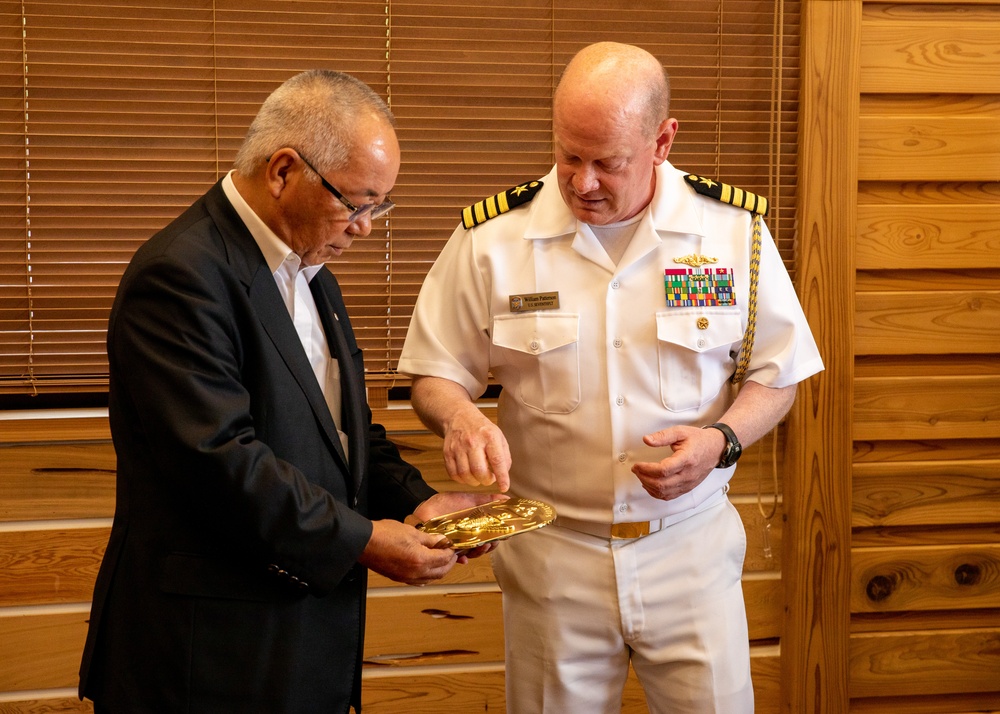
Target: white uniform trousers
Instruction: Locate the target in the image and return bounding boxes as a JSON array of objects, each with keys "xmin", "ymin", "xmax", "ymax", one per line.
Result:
[{"xmin": 491, "ymin": 497, "xmax": 753, "ymax": 714}]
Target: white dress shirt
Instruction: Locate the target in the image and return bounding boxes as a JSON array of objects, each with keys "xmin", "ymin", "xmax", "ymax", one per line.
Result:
[
  {"xmin": 222, "ymin": 172, "xmax": 349, "ymax": 459},
  {"xmin": 399, "ymin": 161, "xmax": 823, "ymax": 525}
]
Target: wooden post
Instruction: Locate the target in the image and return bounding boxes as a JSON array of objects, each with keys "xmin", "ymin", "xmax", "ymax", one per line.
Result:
[{"xmin": 783, "ymin": 1, "xmax": 858, "ymax": 711}]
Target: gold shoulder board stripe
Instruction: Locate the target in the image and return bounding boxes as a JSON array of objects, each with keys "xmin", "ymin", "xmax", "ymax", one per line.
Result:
[
  {"xmin": 683, "ymin": 173, "xmax": 769, "ymax": 216},
  {"xmin": 461, "ymin": 180, "xmax": 544, "ymax": 229}
]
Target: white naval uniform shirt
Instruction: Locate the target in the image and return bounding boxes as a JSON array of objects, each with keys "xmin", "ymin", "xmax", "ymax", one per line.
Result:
[
  {"xmin": 399, "ymin": 161, "xmax": 823, "ymax": 526},
  {"xmin": 222, "ymin": 172, "xmax": 350, "ymax": 459}
]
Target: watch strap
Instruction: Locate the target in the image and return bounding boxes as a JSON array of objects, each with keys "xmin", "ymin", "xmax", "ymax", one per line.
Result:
[{"xmin": 702, "ymin": 422, "xmax": 742, "ymax": 468}]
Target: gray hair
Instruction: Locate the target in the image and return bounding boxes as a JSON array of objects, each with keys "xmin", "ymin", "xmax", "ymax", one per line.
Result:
[
  {"xmin": 233, "ymin": 69, "xmax": 395, "ymax": 175},
  {"xmin": 644, "ymin": 65, "xmax": 671, "ymax": 135}
]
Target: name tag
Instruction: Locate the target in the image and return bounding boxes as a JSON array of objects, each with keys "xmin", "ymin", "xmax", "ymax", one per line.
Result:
[{"xmin": 509, "ymin": 292, "xmax": 560, "ymax": 312}]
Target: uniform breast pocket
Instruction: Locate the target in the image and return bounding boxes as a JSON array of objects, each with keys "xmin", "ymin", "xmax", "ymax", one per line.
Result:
[
  {"xmin": 655, "ymin": 309, "xmax": 743, "ymax": 412},
  {"xmin": 492, "ymin": 313, "xmax": 581, "ymax": 414}
]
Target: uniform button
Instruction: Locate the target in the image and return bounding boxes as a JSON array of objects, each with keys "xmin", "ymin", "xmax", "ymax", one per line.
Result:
[
  {"xmin": 611, "ymin": 280, "xmax": 621, "ymax": 289},
  {"xmin": 613, "ymin": 338, "xmax": 623, "ymax": 348},
  {"xmin": 266, "ymin": 563, "xmax": 280, "ymax": 575},
  {"xmin": 529, "ymin": 340, "xmax": 540, "ymax": 352},
  {"xmin": 618, "ymin": 452, "xmax": 627, "ymax": 462},
  {"xmin": 697, "ymin": 338, "xmax": 707, "ymax": 348},
  {"xmin": 618, "ymin": 504, "xmax": 628, "ymax": 513},
  {"xmin": 615, "ymin": 395, "xmax": 625, "ymax": 406}
]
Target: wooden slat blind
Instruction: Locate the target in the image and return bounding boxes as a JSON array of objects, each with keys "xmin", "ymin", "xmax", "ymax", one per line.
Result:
[{"xmin": 0, "ymin": 0, "xmax": 800, "ymax": 396}]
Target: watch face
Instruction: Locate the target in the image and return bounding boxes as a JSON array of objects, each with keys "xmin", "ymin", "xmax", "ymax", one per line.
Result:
[{"xmin": 720, "ymin": 437, "xmax": 742, "ymax": 468}]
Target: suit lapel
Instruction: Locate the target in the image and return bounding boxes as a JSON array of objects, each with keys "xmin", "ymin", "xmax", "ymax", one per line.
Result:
[
  {"xmin": 310, "ymin": 272, "xmax": 366, "ymax": 499},
  {"xmin": 203, "ymin": 182, "xmax": 351, "ymax": 472}
]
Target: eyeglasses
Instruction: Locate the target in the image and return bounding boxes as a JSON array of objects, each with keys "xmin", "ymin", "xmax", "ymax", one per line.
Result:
[{"xmin": 295, "ymin": 152, "xmax": 395, "ymax": 223}]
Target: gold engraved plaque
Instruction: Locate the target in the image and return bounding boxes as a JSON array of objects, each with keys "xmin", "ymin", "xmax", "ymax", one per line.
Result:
[{"xmin": 417, "ymin": 497, "xmax": 556, "ymax": 550}]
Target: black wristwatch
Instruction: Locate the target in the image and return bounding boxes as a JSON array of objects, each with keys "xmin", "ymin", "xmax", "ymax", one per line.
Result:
[{"xmin": 703, "ymin": 422, "xmax": 742, "ymax": 468}]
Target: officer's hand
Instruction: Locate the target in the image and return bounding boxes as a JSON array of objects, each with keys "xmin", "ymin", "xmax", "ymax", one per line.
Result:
[
  {"xmin": 409, "ymin": 492, "xmax": 510, "ymax": 524},
  {"xmin": 441, "ymin": 409, "xmax": 511, "ymax": 492},
  {"xmin": 630, "ymin": 425, "xmax": 722, "ymax": 501}
]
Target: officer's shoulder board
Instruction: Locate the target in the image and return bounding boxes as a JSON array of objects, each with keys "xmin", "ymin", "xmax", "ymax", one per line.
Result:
[
  {"xmin": 683, "ymin": 173, "xmax": 769, "ymax": 217},
  {"xmin": 461, "ymin": 180, "xmax": 543, "ymax": 230}
]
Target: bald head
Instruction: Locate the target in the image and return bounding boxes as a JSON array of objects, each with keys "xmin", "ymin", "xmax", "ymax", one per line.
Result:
[
  {"xmin": 551, "ymin": 43, "xmax": 677, "ymax": 225},
  {"xmin": 555, "ymin": 42, "xmax": 670, "ymax": 138}
]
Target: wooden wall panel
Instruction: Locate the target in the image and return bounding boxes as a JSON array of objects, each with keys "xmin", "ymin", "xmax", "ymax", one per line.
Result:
[
  {"xmin": 859, "ymin": 6, "xmax": 1000, "ymax": 93},
  {"xmin": 362, "ymin": 668, "xmax": 505, "ymax": 713},
  {"xmin": 0, "ymin": 527, "xmax": 110, "ymax": 606},
  {"xmin": 856, "ymin": 204, "xmax": 1000, "ymax": 270},
  {"xmin": 364, "ymin": 590, "xmax": 504, "ymax": 666},
  {"xmin": 0, "ymin": 697, "xmax": 94, "ymax": 714},
  {"xmin": 1, "ymin": 444, "xmax": 116, "ymax": 521},
  {"xmin": 858, "ymin": 115, "xmax": 1000, "ymax": 182},
  {"xmin": 854, "ymin": 373, "xmax": 1000, "ymax": 440},
  {"xmin": 843, "ymin": 1, "xmax": 1000, "ymax": 711},
  {"xmin": 0, "ymin": 414, "xmax": 110, "ymax": 443},
  {"xmin": 743, "ymin": 576, "xmax": 783, "ymax": 642},
  {"xmin": 852, "ymin": 692, "xmax": 1000, "ymax": 714},
  {"xmin": 851, "ymin": 543, "xmax": 1000, "ymax": 612},
  {"xmin": 853, "ymin": 458, "xmax": 1000, "ymax": 527},
  {"xmin": 0, "ymin": 611, "xmax": 90, "ymax": 690},
  {"xmin": 849, "ymin": 627, "xmax": 1000, "ymax": 698},
  {"xmin": 854, "ymin": 289, "xmax": 1000, "ymax": 354}
]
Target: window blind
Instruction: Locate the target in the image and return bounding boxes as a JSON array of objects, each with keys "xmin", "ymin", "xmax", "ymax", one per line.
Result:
[{"xmin": 0, "ymin": 0, "xmax": 799, "ymax": 397}]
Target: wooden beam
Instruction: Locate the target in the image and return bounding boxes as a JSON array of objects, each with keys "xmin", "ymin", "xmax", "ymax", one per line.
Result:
[{"xmin": 784, "ymin": 1, "xmax": 858, "ymax": 711}]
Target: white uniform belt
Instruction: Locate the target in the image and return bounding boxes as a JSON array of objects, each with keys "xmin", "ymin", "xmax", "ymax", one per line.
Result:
[
  {"xmin": 554, "ymin": 485, "xmax": 730, "ymax": 540},
  {"xmin": 555, "ymin": 516, "xmax": 669, "ymax": 540}
]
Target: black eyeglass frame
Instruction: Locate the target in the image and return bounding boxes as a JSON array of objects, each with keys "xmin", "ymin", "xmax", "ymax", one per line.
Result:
[{"xmin": 292, "ymin": 151, "xmax": 395, "ymax": 223}]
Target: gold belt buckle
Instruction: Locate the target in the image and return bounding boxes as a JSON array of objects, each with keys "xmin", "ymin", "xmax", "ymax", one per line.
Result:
[{"xmin": 609, "ymin": 521, "xmax": 651, "ymax": 539}]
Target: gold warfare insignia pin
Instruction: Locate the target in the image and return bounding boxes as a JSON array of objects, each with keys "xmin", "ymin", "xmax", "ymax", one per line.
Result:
[
  {"xmin": 462, "ymin": 181, "xmax": 543, "ymax": 229},
  {"xmin": 683, "ymin": 173, "xmax": 769, "ymax": 216},
  {"xmin": 674, "ymin": 254, "xmax": 718, "ymax": 268}
]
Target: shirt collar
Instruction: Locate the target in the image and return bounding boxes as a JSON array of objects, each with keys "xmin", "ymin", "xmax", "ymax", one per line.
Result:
[
  {"xmin": 222, "ymin": 171, "xmax": 322, "ymax": 280},
  {"xmin": 522, "ymin": 161, "xmax": 706, "ymax": 240}
]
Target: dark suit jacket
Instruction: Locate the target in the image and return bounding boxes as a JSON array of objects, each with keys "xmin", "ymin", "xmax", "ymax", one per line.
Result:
[{"xmin": 79, "ymin": 180, "xmax": 436, "ymax": 714}]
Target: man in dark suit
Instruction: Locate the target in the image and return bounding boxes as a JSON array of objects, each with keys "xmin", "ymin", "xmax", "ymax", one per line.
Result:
[{"xmin": 79, "ymin": 69, "xmax": 498, "ymax": 714}]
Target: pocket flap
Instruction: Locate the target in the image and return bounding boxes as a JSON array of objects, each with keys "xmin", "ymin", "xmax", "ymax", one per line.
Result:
[
  {"xmin": 656, "ymin": 310, "xmax": 743, "ymax": 353},
  {"xmin": 493, "ymin": 313, "xmax": 579, "ymax": 355}
]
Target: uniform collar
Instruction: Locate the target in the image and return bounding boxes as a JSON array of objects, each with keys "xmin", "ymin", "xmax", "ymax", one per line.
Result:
[{"xmin": 522, "ymin": 161, "xmax": 706, "ymax": 241}]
